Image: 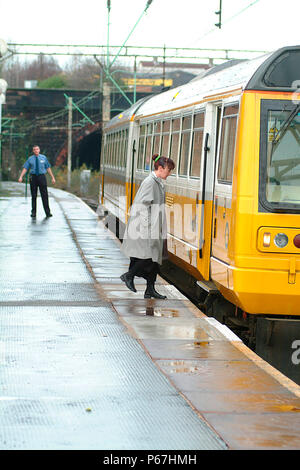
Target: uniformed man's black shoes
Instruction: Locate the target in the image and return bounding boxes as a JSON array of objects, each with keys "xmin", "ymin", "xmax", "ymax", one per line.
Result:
[
  {"xmin": 31, "ymin": 213, "xmax": 36, "ymax": 218},
  {"xmin": 120, "ymin": 273, "xmax": 136, "ymax": 292},
  {"xmin": 46, "ymin": 213, "xmax": 53, "ymax": 218}
]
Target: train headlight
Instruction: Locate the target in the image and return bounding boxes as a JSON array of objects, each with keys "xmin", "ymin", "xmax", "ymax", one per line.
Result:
[
  {"xmin": 293, "ymin": 234, "xmax": 300, "ymax": 248},
  {"xmin": 263, "ymin": 232, "xmax": 271, "ymax": 247},
  {"xmin": 274, "ymin": 233, "xmax": 289, "ymax": 248}
]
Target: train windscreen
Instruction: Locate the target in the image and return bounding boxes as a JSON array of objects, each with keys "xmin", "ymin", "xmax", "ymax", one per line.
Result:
[{"xmin": 260, "ymin": 99, "xmax": 300, "ymax": 212}]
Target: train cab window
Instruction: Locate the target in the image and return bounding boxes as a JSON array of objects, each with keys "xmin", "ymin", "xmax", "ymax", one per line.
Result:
[
  {"xmin": 170, "ymin": 118, "xmax": 181, "ymax": 168},
  {"xmin": 137, "ymin": 125, "xmax": 146, "ymax": 170},
  {"xmin": 144, "ymin": 123, "xmax": 153, "ymax": 171},
  {"xmin": 179, "ymin": 115, "xmax": 192, "ymax": 176},
  {"xmin": 260, "ymin": 99, "xmax": 300, "ymax": 212},
  {"xmin": 217, "ymin": 104, "xmax": 239, "ymax": 183},
  {"xmin": 190, "ymin": 112, "xmax": 205, "ymax": 178},
  {"xmin": 161, "ymin": 120, "xmax": 170, "ymax": 156}
]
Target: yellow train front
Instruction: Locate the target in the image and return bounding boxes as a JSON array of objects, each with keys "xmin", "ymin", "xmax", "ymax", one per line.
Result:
[{"xmin": 100, "ymin": 46, "xmax": 300, "ymax": 382}]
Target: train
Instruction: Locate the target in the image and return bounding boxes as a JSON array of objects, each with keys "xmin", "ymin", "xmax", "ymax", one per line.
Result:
[{"xmin": 99, "ymin": 45, "xmax": 300, "ymax": 383}]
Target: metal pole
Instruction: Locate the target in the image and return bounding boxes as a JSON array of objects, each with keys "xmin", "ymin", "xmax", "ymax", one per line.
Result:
[
  {"xmin": 109, "ymin": 1, "xmax": 153, "ymax": 69},
  {"xmin": 0, "ymin": 101, "xmax": 2, "ymax": 181},
  {"xmin": 25, "ymin": 145, "xmax": 29, "ymax": 198},
  {"xmin": 133, "ymin": 56, "xmax": 137, "ymax": 104},
  {"xmin": 94, "ymin": 56, "xmax": 133, "ymax": 107},
  {"xmin": 107, "ymin": 0, "xmax": 111, "ymax": 69},
  {"xmin": 102, "ymin": 80, "xmax": 111, "ymax": 124},
  {"xmin": 162, "ymin": 44, "xmax": 166, "ymax": 89},
  {"xmin": 67, "ymin": 96, "xmax": 72, "ymax": 189},
  {"xmin": 9, "ymin": 120, "xmax": 13, "ymax": 180}
]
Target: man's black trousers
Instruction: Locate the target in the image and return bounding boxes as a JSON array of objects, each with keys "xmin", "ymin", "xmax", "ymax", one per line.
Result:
[{"xmin": 29, "ymin": 174, "xmax": 51, "ymax": 216}]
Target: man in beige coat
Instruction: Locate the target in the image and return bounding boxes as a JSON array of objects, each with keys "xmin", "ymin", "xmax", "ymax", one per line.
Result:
[{"xmin": 121, "ymin": 154, "xmax": 175, "ymax": 299}]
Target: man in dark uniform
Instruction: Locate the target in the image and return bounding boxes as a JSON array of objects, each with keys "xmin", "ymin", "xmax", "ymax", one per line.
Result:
[{"xmin": 18, "ymin": 145, "xmax": 56, "ymax": 218}]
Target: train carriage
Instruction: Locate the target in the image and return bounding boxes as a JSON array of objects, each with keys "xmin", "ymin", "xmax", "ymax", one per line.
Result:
[{"xmin": 100, "ymin": 46, "xmax": 300, "ymax": 379}]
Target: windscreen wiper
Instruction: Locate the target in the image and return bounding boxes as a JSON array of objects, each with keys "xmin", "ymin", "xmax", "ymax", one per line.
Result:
[{"xmin": 271, "ymin": 103, "xmax": 300, "ymax": 147}]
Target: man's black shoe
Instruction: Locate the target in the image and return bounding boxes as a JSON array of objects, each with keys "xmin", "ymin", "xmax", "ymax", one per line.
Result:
[
  {"xmin": 46, "ymin": 213, "xmax": 53, "ymax": 218},
  {"xmin": 120, "ymin": 273, "xmax": 136, "ymax": 293},
  {"xmin": 31, "ymin": 213, "xmax": 36, "ymax": 218}
]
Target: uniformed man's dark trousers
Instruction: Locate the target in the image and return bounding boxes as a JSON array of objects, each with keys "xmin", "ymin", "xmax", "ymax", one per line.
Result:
[{"xmin": 30, "ymin": 174, "xmax": 51, "ymax": 216}]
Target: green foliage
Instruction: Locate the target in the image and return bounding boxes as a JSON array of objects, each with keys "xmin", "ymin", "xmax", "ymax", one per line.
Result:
[{"xmin": 37, "ymin": 74, "xmax": 69, "ymax": 89}]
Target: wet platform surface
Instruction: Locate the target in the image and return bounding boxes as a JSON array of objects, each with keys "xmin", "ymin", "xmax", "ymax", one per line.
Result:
[{"xmin": 1, "ymin": 182, "xmax": 300, "ymax": 450}]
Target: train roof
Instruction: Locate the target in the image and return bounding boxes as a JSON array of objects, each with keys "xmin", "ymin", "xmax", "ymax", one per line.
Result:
[
  {"xmin": 103, "ymin": 95, "xmax": 152, "ymax": 130},
  {"xmin": 104, "ymin": 46, "xmax": 300, "ymax": 128}
]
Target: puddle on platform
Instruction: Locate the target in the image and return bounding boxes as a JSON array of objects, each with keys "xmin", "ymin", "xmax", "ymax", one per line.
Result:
[
  {"xmin": 143, "ymin": 307, "xmax": 179, "ymax": 317},
  {"xmin": 270, "ymin": 405, "xmax": 300, "ymax": 412},
  {"xmin": 161, "ymin": 360, "xmax": 203, "ymax": 374},
  {"xmin": 185, "ymin": 341, "xmax": 210, "ymax": 349}
]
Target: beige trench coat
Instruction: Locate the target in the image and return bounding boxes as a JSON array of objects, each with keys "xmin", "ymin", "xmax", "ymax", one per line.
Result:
[{"xmin": 121, "ymin": 172, "xmax": 167, "ymax": 265}]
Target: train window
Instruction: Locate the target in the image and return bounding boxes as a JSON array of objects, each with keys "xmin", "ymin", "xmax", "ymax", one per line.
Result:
[
  {"xmin": 153, "ymin": 120, "xmax": 161, "ymax": 155},
  {"xmin": 145, "ymin": 135, "xmax": 152, "ymax": 170},
  {"xmin": 161, "ymin": 134, "xmax": 169, "ymax": 156},
  {"xmin": 120, "ymin": 131, "xmax": 124, "ymax": 169},
  {"xmin": 260, "ymin": 101, "xmax": 300, "ymax": 211},
  {"xmin": 144, "ymin": 123, "xmax": 153, "ymax": 171},
  {"xmin": 153, "ymin": 121, "xmax": 161, "ymax": 133},
  {"xmin": 162, "ymin": 120, "xmax": 170, "ymax": 132},
  {"xmin": 169, "ymin": 118, "xmax": 181, "ymax": 167},
  {"xmin": 109, "ymin": 134, "xmax": 113, "ymax": 167},
  {"xmin": 116, "ymin": 132, "xmax": 121, "ymax": 169},
  {"xmin": 161, "ymin": 120, "xmax": 170, "ymax": 156},
  {"xmin": 179, "ymin": 115, "xmax": 192, "ymax": 176},
  {"xmin": 123, "ymin": 129, "xmax": 128, "ymax": 168},
  {"xmin": 112, "ymin": 133, "xmax": 117, "ymax": 168},
  {"xmin": 217, "ymin": 104, "xmax": 239, "ymax": 183},
  {"xmin": 103, "ymin": 136, "xmax": 108, "ymax": 166},
  {"xmin": 110, "ymin": 134, "xmax": 114, "ymax": 166},
  {"xmin": 194, "ymin": 113, "xmax": 204, "ymax": 128},
  {"xmin": 182, "ymin": 115, "xmax": 192, "ymax": 130},
  {"xmin": 137, "ymin": 125, "xmax": 146, "ymax": 169},
  {"xmin": 108, "ymin": 134, "xmax": 112, "ymax": 166},
  {"xmin": 119, "ymin": 131, "xmax": 124, "ymax": 169},
  {"xmin": 172, "ymin": 118, "xmax": 180, "ymax": 132},
  {"xmin": 114, "ymin": 133, "xmax": 118, "ymax": 168},
  {"xmin": 153, "ymin": 135, "xmax": 160, "ymax": 155},
  {"xmin": 190, "ymin": 112, "xmax": 205, "ymax": 178}
]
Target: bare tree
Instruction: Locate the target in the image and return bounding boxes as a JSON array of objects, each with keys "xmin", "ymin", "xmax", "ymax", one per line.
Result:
[{"xmin": 1, "ymin": 53, "xmax": 62, "ymax": 87}]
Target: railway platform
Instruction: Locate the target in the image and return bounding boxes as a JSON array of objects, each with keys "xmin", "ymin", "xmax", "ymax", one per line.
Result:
[{"xmin": 1, "ymin": 181, "xmax": 300, "ymax": 451}]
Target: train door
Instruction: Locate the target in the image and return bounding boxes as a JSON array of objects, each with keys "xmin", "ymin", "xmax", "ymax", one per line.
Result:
[
  {"xmin": 211, "ymin": 100, "xmax": 240, "ymax": 286},
  {"xmin": 196, "ymin": 102, "xmax": 222, "ymax": 280},
  {"xmin": 99, "ymin": 134, "xmax": 106, "ymax": 205},
  {"xmin": 126, "ymin": 122, "xmax": 139, "ymax": 219}
]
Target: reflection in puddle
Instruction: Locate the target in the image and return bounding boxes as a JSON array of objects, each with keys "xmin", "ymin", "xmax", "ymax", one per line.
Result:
[
  {"xmin": 185, "ymin": 341, "xmax": 210, "ymax": 349},
  {"xmin": 271, "ymin": 405, "xmax": 300, "ymax": 412},
  {"xmin": 143, "ymin": 307, "xmax": 179, "ymax": 317},
  {"xmin": 163, "ymin": 360, "xmax": 203, "ymax": 374}
]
